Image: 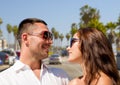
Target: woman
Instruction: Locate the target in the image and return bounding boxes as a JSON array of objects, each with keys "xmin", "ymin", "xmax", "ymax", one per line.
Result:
[{"xmin": 67, "ymin": 27, "xmax": 120, "ymax": 85}]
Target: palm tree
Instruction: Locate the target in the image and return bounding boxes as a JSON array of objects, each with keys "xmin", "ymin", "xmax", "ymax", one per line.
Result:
[
  {"xmin": 79, "ymin": 5, "xmax": 100, "ymax": 28},
  {"xmin": 0, "ymin": 18, "xmax": 3, "ymax": 37},
  {"xmin": 6, "ymin": 24, "xmax": 13, "ymax": 48},
  {"xmin": 54, "ymin": 31, "xmax": 59, "ymax": 47},
  {"xmin": 66, "ymin": 33, "xmax": 70, "ymax": 46},
  {"xmin": 0, "ymin": 18, "xmax": 3, "ymax": 49},
  {"xmin": 88, "ymin": 19, "xmax": 106, "ymax": 33},
  {"xmin": 12, "ymin": 25, "xmax": 18, "ymax": 50},
  {"xmin": 51, "ymin": 27, "xmax": 56, "ymax": 35},
  {"xmin": 51, "ymin": 27, "xmax": 56, "ymax": 46},
  {"xmin": 70, "ymin": 23, "xmax": 78, "ymax": 37},
  {"xmin": 59, "ymin": 33, "xmax": 64, "ymax": 47}
]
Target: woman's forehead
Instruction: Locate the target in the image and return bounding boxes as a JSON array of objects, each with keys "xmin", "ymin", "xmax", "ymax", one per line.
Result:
[{"xmin": 73, "ymin": 33, "xmax": 79, "ymax": 38}]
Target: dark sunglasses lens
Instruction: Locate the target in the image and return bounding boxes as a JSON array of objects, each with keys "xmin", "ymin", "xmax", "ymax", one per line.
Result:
[
  {"xmin": 70, "ymin": 38, "xmax": 78, "ymax": 47},
  {"xmin": 70, "ymin": 38, "xmax": 74, "ymax": 47},
  {"xmin": 49, "ymin": 33, "xmax": 53, "ymax": 40},
  {"xmin": 43, "ymin": 31, "xmax": 53, "ymax": 40}
]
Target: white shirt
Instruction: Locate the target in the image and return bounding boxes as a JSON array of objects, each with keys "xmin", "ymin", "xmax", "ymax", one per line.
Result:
[{"xmin": 0, "ymin": 60, "xmax": 69, "ymax": 85}]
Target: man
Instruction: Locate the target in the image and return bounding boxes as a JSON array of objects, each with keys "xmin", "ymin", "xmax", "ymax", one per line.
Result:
[{"xmin": 0, "ymin": 18, "xmax": 69, "ymax": 85}]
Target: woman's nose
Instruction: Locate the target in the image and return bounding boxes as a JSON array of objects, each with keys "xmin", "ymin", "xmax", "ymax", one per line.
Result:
[{"xmin": 66, "ymin": 46, "xmax": 70, "ymax": 51}]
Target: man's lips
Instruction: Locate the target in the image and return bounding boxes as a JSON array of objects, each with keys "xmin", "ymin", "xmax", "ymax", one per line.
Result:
[{"xmin": 43, "ymin": 45, "xmax": 50, "ymax": 52}]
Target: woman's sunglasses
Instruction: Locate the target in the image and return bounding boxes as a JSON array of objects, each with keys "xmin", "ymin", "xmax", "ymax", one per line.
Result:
[
  {"xmin": 70, "ymin": 38, "xmax": 79, "ymax": 47},
  {"xmin": 28, "ymin": 31, "xmax": 53, "ymax": 40}
]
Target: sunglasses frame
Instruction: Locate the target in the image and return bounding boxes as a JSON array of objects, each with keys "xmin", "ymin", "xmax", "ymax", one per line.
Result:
[
  {"xmin": 28, "ymin": 31, "xmax": 53, "ymax": 40},
  {"xmin": 70, "ymin": 38, "xmax": 79, "ymax": 48}
]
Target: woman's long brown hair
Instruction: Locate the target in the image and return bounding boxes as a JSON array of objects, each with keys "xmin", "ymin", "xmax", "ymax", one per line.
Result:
[{"xmin": 77, "ymin": 27, "xmax": 120, "ymax": 85}]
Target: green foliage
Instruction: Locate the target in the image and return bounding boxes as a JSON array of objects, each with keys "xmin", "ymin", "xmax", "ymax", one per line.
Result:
[
  {"xmin": 78, "ymin": 5, "xmax": 107, "ymax": 34},
  {"xmin": 59, "ymin": 33, "xmax": 64, "ymax": 42},
  {"xmin": 54, "ymin": 31, "xmax": 59, "ymax": 39},
  {"xmin": 66, "ymin": 33, "xmax": 70, "ymax": 41},
  {"xmin": 0, "ymin": 17, "xmax": 3, "ymax": 37},
  {"xmin": 105, "ymin": 22, "xmax": 116, "ymax": 30},
  {"xmin": 0, "ymin": 30, "xmax": 2, "ymax": 37},
  {"xmin": 6, "ymin": 24, "xmax": 12, "ymax": 33},
  {"xmin": 51, "ymin": 27, "xmax": 57, "ymax": 40},
  {"xmin": 70, "ymin": 23, "xmax": 78, "ymax": 37},
  {"xmin": 79, "ymin": 5, "xmax": 100, "ymax": 28},
  {"xmin": 88, "ymin": 19, "xmax": 106, "ymax": 34},
  {"xmin": 0, "ymin": 18, "xmax": 3, "ymax": 25},
  {"xmin": 12, "ymin": 25, "xmax": 18, "ymax": 37},
  {"xmin": 51, "ymin": 27, "xmax": 56, "ymax": 34}
]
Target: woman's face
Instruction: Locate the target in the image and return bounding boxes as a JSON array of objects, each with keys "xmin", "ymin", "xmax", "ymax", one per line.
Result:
[{"xmin": 67, "ymin": 33, "xmax": 82, "ymax": 64}]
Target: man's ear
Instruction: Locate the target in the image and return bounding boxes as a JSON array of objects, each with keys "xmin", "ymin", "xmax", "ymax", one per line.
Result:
[{"xmin": 21, "ymin": 33, "xmax": 29, "ymax": 46}]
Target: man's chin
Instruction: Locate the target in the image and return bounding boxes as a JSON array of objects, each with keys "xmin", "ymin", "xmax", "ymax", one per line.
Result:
[{"xmin": 42, "ymin": 55, "xmax": 48, "ymax": 63}]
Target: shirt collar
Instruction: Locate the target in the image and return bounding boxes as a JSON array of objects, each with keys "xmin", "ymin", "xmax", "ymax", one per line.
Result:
[{"xmin": 12, "ymin": 60, "xmax": 48, "ymax": 73}]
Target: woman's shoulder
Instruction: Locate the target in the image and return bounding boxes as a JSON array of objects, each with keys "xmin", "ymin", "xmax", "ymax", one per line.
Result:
[
  {"xmin": 68, "ymin": 76, "xmax": 85, "ymax": 85},
  {"xmin": 68, "ymin": 78, "xmax": 81, "ymax": 85},
  {"xmin": 97, "ymin": 72, "xmax": 113, "ymax": 85}
]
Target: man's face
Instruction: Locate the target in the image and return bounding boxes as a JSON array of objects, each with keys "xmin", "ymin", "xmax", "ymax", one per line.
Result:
[{"xmin": 27, "ymin": 23, "xmax": 53, "ymax": 60}]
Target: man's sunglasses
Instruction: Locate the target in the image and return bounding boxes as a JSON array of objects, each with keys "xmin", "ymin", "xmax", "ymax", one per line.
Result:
[
  {"xmin": 70, "ymin": 38, "xmax": 79, "ymax": 47},
  {"xmin": 28, "ymin": 31, "xmax": 53, "ymax": 40}
]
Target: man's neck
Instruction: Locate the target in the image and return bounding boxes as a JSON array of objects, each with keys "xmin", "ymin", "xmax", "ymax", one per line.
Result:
[{"xmin": 31, "ymin": 60, "xmax": 41, "ymax": 70}]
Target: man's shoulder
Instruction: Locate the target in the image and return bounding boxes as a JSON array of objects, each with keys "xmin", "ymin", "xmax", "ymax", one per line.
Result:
[
  {"xmin": 0, "ymin": 67, "xmax": 12, "ymax": 83},
  {"xmin": 0, "ymin": 67, "xmax": 11, "ymax": 76}
]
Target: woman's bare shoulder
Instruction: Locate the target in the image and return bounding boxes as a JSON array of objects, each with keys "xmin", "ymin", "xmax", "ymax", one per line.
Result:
[
  {"xmin": 68, "ymin": 78, "xmax": 81, "ymax": 85},
  {"xmin": 68, "ymin": 77, "xmax": 85, "ymax": 85},
  {"xmin": 97, "ymin": 72, "xmax": 113, "ymax": 85}
]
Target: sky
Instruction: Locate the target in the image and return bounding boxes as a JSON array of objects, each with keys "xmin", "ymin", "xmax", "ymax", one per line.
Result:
[{"xmin": 0, "ymin": 0, "xmax": 120, "ymax": 47}]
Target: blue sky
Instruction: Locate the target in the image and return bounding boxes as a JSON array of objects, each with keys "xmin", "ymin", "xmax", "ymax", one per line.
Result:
[{"xmin": 0, "ymin": 0, "xmax": 120, "ymax": 46}]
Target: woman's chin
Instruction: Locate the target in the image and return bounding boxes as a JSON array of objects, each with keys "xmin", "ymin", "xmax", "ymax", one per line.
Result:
[{"xmin": 68, "ymin": 58, "xmax": 75, "ymax": 63}]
